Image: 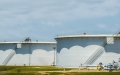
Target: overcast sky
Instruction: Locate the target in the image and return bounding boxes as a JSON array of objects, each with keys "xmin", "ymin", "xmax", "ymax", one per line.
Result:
[{"xmin": 0, "ymin": 0, "xmax": 120, "ymax": 42}]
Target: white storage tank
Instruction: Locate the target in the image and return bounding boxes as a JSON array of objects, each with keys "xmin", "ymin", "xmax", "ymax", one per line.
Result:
[
  {"xmin": 55, "ymin": 34, "xmax": 120, "ymax": 68},
  {"xmin": 0, "ymin": 42, "xmax": 56, "ymax": 66}
]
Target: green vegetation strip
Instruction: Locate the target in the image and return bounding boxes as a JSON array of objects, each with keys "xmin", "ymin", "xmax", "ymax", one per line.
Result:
[
  {"xmin": 0, "ymin": 66, "xmax": 120, "ymax": 75},
  {"xmin": 0, "ymin": 66, "xmax": 71, "ymax": 71}
]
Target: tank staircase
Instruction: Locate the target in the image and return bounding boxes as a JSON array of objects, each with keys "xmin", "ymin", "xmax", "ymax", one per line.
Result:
[
  {"xmin": 2, "ymin": 45, "xmax": 17, "ymax": 65},
  {"xmin": 84, "ymin": 44, "xmax": 105, "ymax": 65},
  {"xmin": 84, "ymin": 30, "xmax": 120, "ymax": 65}
]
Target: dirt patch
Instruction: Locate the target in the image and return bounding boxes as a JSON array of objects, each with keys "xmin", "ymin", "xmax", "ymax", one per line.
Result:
[
  {"xmin": 69, "ymin": 69, "xmax": 108, "ymax": 72},
  {"xmin": 37, "ymin": 72, "xmax": 50, "ymax": 75}
]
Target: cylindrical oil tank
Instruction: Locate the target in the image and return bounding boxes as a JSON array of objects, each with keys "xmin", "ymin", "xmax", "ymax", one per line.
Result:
[
  {"xmin": 0, "ymin": 42, "xmax": 56, "ymax": 66},
  {"xmin": 55, "ymin": 35, "xmax": 120, "ymax": 68}
]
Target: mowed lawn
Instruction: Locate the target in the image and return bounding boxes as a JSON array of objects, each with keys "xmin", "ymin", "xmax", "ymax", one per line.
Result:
[{"xmin": 0, "ymin": 66, "xmax": 120, "ymax": 75}]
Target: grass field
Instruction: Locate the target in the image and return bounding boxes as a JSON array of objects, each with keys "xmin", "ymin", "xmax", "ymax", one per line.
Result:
[{"xmin": 0, "ymin": 66, "xmax": 120, "ymax": 75}]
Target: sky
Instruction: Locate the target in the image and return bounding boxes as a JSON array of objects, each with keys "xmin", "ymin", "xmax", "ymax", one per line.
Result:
[{"xmin": 0, "ymin": 0, "xmax": 120, "ymax": 42}]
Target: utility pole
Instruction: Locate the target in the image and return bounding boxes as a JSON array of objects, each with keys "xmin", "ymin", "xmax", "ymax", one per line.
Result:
[
  {"xmin": 29, "ymin": 44, "xmax": 31, "ymax": 66},
  {"xmin": 53, "ymin": 47, "xmax": 56, "ymax": 66}
]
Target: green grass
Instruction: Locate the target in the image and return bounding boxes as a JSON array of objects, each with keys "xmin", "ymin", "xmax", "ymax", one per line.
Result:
[
  {"xmin": 0, "ymin": 66, "xmax": 120, "ymax": 75},
  {"xmin": 0, "ymin": 66, "xmax": 66, "ymax": 75},
  {"xmin": 0, "ymin": 66, "xmax": 72, "ymax": 71}
]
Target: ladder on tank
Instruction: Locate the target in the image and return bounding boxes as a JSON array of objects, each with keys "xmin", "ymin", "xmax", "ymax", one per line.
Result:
[
  {"xmin": 2, "ymin": 45, "xmax": 17, "ymax": 65},
  {"xmin": 84, "ymin": 30, "xmax": 120, "ymax": 65}
]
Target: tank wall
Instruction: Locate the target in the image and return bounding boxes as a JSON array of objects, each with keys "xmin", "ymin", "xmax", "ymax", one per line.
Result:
[
  {"xmin": 56, "ymin": 37, "xmax": 120, "ymax": 68},
  {"xmin": 8, "ymin": 44, "xmax": 30, "ymax": 66},
  {"xmin": 30, "ymin": 44, "xmax": 56, "ymax": 66},
  {"xmin": 0, "ymin": 43, "xmax": 56, "ymax": 66}
]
